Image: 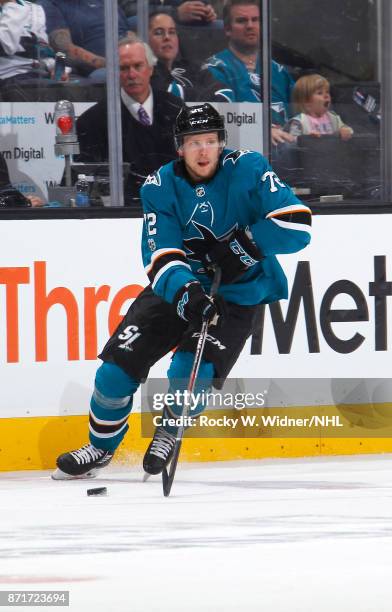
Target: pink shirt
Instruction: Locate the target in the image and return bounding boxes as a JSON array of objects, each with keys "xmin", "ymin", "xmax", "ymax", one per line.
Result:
[{"xmin": 307, "ymin": 113, "xmax": 335, "ymax": 135}]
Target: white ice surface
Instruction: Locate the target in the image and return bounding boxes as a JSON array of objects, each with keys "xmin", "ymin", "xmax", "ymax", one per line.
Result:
[{"xmin": 1, "ymin": 455, "xmax": 392, "ymax": 611}]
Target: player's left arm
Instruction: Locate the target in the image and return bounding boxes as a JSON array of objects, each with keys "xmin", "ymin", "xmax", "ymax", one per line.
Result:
[{"xmin": 248, "ymin": 156, "xmax": 312, "ymax": 255}]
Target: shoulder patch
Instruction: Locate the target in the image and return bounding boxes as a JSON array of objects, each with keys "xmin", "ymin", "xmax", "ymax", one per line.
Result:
[
  {"xmin": 223, "ymin": 150, "xmax": 252, "ymax": 165},
  {"xmin": 144, "ymin": 169, "xmax": 162, "ymax": 187},
  {"xmin": 203, "ymin": 56, "xmax": 224, "ymax": 69}
]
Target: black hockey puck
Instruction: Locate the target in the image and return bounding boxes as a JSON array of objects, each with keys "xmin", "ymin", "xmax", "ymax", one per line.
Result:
[{"xmin": 87, "ymin": 486, "xmax": 107, "ymax": 497}]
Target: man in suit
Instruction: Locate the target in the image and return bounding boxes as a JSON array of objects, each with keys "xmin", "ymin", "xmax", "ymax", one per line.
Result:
[{"xmin": 76, "ymin": 33, "xmax": 184, "ymax": 207}]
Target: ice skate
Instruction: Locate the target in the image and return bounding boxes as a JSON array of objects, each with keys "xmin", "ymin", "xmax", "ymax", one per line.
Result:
[
  {"xmin": 51, "ymin": 444, "xmax": 114, "ymax": 480},
  {"xmin": 143, "ymin": 427, "xmax": 176, "ymax": 476}
]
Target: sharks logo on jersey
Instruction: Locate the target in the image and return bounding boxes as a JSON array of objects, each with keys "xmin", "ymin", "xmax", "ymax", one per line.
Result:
[
  {"xmin": 186, "ymin": 200, "xmax": 215, "ymax": 228},
  {"xmin": 183, "ymin": 221, "xmax": 237, "ymax": 264},
  {"xmin": 144, "ymin": 169, "xmax": 162, "ymax": 187},
  {"xmin": 223, "ymin": 150, "xmax": 252, "ymax": 165}
]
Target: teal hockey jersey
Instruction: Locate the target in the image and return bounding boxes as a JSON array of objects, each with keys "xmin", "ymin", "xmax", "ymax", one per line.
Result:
[
  {"xmin": 141, "ymin": 149, "xmax": 311, "ymax": 306},
  {"xmin": 204, "ymin": 49, "xmax": 294, "ymax": 125}
]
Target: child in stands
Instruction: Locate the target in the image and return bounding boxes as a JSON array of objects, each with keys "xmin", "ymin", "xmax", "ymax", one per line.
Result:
[{"xmin": 288, "ymin": 74, "xmax": 354, "ymax": 140}]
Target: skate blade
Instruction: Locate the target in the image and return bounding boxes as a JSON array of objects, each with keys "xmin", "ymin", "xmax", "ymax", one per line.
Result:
[
  {"xmin": 142, "ymin": 472, "xmax": 152, "ymax": 482},
  {"xmin": 51, "ymin": 468, "xmax": 98, "ymax": 481}
]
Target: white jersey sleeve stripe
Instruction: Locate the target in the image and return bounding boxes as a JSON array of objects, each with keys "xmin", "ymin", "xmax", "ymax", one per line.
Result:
[
  {"xmin": 269, "ymin": 218, "xmax": 312, "ymax": 234},
  {"xmin": 152, "ymin": 260, "xmax": 192, "ymax": 289}
]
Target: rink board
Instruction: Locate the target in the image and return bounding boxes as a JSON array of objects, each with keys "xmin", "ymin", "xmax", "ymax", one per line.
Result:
[
  {"xmin": 1, "ymin": 215, "xmax": 392, "ymax": 470},
  {"xmin": 3, "ymin": 412, "xmax": 392, "ymax": 472}
]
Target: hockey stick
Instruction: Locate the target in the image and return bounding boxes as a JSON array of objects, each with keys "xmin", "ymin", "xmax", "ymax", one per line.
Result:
[{"xmin": 162, "ymin": 266, "xmax": 222, "ymax": 497}]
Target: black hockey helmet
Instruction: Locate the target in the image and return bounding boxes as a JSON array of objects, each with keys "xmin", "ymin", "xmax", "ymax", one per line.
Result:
[{"xmin": 174, "ymin": 103, "xmax": 226, "ymax": 149}]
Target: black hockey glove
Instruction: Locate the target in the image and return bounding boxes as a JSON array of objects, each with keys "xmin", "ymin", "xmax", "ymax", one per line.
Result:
[
  {"xmin": 203, "ymin": 228, "xmax": 263, "ymax": 284},
  {"xmin": 174, "ymin": 281, "xmax": 225, "ymax": 326}
]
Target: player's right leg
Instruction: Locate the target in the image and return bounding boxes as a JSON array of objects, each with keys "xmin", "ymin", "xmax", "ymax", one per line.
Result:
[
  {"xmin": 52, "ymin": 285, "xmax": 187, "ymax": 480},
  {"xmin": 52, "ymin": 362, "xmax": 139, "ymax": 480}
]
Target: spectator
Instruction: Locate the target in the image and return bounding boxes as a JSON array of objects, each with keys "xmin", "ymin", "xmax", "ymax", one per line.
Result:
[
  {"xmin": 288, "ymin": 74, "xmax": 354, "ymax": 140},
  {"xmin": 0, "ymin": 0, "xmax": 54, "ymax": 85},
  {"xmin": 149, "ymin": 12, "xmax": 232, "ymax": 102},
  {"xmin": 204, "ymin": 0, "xmax": 295, "ymax": 146},
  {"xmin": 75, "ymin": 33, "xmax": 183, "ymax": 206},
  {"xmin": 38, "ymin": 0, "xmax": 129, "ymax": 79},
  {"xmin": 119, "ymin": 1, "xmax": 221, "ymax": 29}
]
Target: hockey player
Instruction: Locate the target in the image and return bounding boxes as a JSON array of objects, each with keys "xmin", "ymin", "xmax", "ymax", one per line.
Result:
[{"xmin": 52, "ymin": 103, "xmax": 311, "ymax": 480}]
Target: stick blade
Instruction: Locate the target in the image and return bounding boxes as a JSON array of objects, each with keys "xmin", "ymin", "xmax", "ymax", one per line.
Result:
[
  {"xmin": 161, "ymin": 440, "xmax": 182, "ymax": 497},
  {"xmin": 162, "ymin": 467, "xmax": 171, "ymax": 497}
]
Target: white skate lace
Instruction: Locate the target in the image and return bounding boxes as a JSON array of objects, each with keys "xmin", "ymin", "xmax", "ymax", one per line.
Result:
[
  {"xmin": 70, "ymin": 444, "xmax": 106, "ymax": 465},
  {"xmin": 150, "ymin": 429, "xmax": 176, "ymax": 460}
]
